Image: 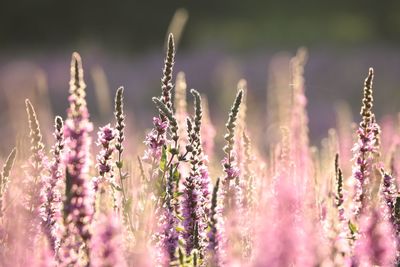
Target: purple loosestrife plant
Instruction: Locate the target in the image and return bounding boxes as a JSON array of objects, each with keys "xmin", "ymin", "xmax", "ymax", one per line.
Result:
[
  {"xmin": 330, "ymin": 154, "xmax": 352, "ymax": 265},
  {"xmin": 152, "ymin": 90, "xmax": 213, "ymax": 266},
  {"xmin": 0, "ymin": 148, "xmax": 16, "ymax": 219},
  {"xmin": 62, "ymin": 52, "xmax": 94, "ymax": 263},
  {"xmin": 190, "ymin": 89, "xmax": 212, "ymax": 217},
  {"xmin": 58, "ymin": 229, "xmax": 80, "ymax": 267},
  {"xmin": 161, "ymin": 33, "xmax": 175, "ymax": 112},
  {"xmin": 91, "ymin": 213, "xmax": 127, "ymax": 267},
  {"xmin": 335, "ymin": 154, "xmax": 345, "ymax": 221},
  {"xmin": 94, "ymin": 124, "xmax": 117, "ymax": 210},
  {"xmin": 157, "ymin": 197, "xmax": 180, "ymax": 266},
  {"xmin": 151, "ymin": 97, "xmax": 181, "ymax": 192},
  {"xmin": 354, "ymin": 207, "xmax": 396, "ymax": 266},
  {"xmin": 96, "ymin": 125, "xmax": 116, "ymax": 177},
  {"xmin": 207, "ymin": 178, "xmax": 225, "ymax": 267},
  {"xmin": 221, "ymin": 90, "xmax": 243, "ymax": 210},
  {"xmin": 151, "ymin": 97, "xmax": 181, "ymax": 265},
  {"xmin": 213, "ymin": 89, "xmax": 243, "ymax": 265},
  {"xmin": 241, "ymin": 131, "xmax": 255, "ymax": 260},
  {"xmin": 182, "ymin": 121, "xmax": 204, "ymax": 256},
  {"xmin": 242, "ymin": 131, "xmax": 255, "ymax": 212},
  {"xmin": 147, "ymin": 33, "xmax": 185, "ymax": 265},
  {"xmin": 254, "ymin": 139, "xmax": 316, "ymax": 267},
  {"xmin": 181, "ymin": 89, "xmax": 210, "ymax": 257},
  {"xmin": 142, "ymin": 34, "xmax": 175, "ymax": 188},
  {"xmin": 114, "ymin": 87, "xmax": 134, "ymax": 232},
  {"xmin": 351, "ymin": 68, "xmax": 380, "ymax": 218},
  {"xmin": 0, "ymin": 147, "xmax": 16, "ymax": 259},
  {"xmin": 25, "ymin": 99, "xmax": 48, "ymax": 246},
  {"xmin": 380, "ymin": 169, "xmax": 400, "ymax": 262},
  {"xmin": 8, "ymin": 33, "xmax": 400, "ymax": 267},
  {"xmin": 143, "ymin": 117, "xmax": 169, "ymax": 167},
  {"xmin": 289, "ymin": 48, "xmax": 312, "ymax": 191},
  {"xmin": 260, "ymin": 178, "xmax": 315, "ymax": 267},
  {"xmin": 41, "ymin": 116, "xmax": 65, "ymax": 253},
  {"xmin": 380, "ymin": 169, "xmax": 397, "ymax": 224}
]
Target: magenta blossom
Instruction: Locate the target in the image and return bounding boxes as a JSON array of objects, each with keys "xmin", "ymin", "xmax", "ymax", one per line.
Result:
[{"xmin": 354, "ymin": 208, "xmax": 396, "ymax": 266}]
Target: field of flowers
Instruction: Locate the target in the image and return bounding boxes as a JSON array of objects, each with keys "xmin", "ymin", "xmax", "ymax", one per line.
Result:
[{"xmin": 0, "ymin": 33, "xmax": 399, "ymax": 267}]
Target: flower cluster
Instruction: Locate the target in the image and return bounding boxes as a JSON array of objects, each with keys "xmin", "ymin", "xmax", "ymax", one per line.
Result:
[
  {"xmin": 381, "ymin": 169, "xmax": 397, "ymax": 223},
  {"xmin": 62, "ymin": 53, "xmax": 94, "ymax": 260},
  {"xmin": 222, "ymin": 90, "xmax": 243, "ymax": 200},
  {"xmin": 156, "ymin": 201, "xmax": 180, "ymax": 265},
  {"xmin": 143, "ymin": 117, "xmax": 169, "ymax": 164},
  {"xmin": 207, "ymin": 178, "xmax": 225, "ymax": 266},
  {"xmin": 91, "ymin": 213, "xmax": 127, "ymax": 267},
  {"xmin": 3, "ymin": 35, "xmax": 400, "ymax": 267},
  {"xmin": 96, "ymin": 125, "xmax": 116, "ymax": 177},
  {"xmin": 354, "ymin": 208, "xmax": 396, "ymax": 266},
  {"xmin": 0, "ymin": 148, "xmax": 16, "ymax": 218},
  {"xmin": 351, "ymin": 68, "xmax": 380, "ymax": 218},
  {"xmin": 41, "ymin": 116, "xmax": 65, "ymax": 252},
  {"xmin": 25, "ymin": 99, "xmax": 48, "ymax": 247}
]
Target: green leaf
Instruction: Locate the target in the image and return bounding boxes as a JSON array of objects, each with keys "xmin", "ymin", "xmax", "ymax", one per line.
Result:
[
  {"xmin": 124, "ymin": 197, "xmax": 132, "ymax": 213},
  {"xmin": 348, "ymin": 220, "xmax": 358, "ymax": 235},
  {"xmin": 160, "ymin": 191, "xmax": 166, "ymax": 199},
  {"xmin": 175, "ymin": 226, "xmax": 185, "ymax": 232},
  {"xmin": 173, "ymin": 168, "xmax": 180, "ymax": 182},
  {"xmin": 116, "ymin": 161, "xmax": 123, "ymax": 169},
  {"xmin": 160, "ymin": 146, "xmax": 167, "ymax": 172}
]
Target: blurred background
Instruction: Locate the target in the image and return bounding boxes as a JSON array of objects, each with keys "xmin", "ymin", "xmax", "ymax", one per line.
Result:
[{"xmin": 1, "ymin": 0, "xmax": 400, "ymax": 154}]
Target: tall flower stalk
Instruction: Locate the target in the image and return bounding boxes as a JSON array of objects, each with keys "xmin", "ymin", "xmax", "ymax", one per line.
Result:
[
  {"xmin": 380, "ymin": 169, "xmax": 397, "ymax": 223},
  {"xmin": 354, "ymin": 207, "xmax": 396, "ymax": 266},
  {"xmin": 254, "ymin": 170, "xmax": 316, "ymax": 267},
  {"xmin": 41, "ymin": 116, "xmax": 64, "ymax": 253},
  {"xmin": 207, "ymin": 178, "xmax": 225, "ymax": 267},
  {"xmin": 241, "ymin": 131, "xmax": 255, "ymax": 260},
  {"xmin": 62, "ymin": 52, "xmax": 94, "ymax": 263},
  {"xmin": 91, "ymin": 213, "xmax": 127, "ymax": 267},
  {"xmin": 142, "ymin": 33, "xmax": 176, "ymax": 186},
  {"xmin": 221, "ymin": 90, "xmax": 243, "ymax": 207},
  {"xmin": 351, "ymin": 68, "xmax": 380, "ymax": 218},
  {"xmin": 145, "ymin": 33, "xmax": 183, "ymax": 265},
  {"xmin": 25, "ymin": 99, "xmax": 47, "ymax": 246},
  {"xmin": 152, "ymin": 97, "xmax": 180, "ymax": 265},
  {"xmin": 329, "ymin": 153, "xmax": 352, "ymax": 266},
  {"xmin": 0, "ymin": 147, "xmax": 16, "ymax": 258},
  {"xmin": 114, "ymin": 87, "xmax": 134, "ymax": 233},
  {"xmin": 380, "ymin": 168, "xmax": 400, "ymax": 263},
  {"xmin": 3, "ymin": 33, "xmax": 400, "ymax": 267},
  {"xmin": 190, "ymin": 90, "xmax": 211, "ymax": 218},
  {"xmin": 0, "ymin": 147, "xmax": 17, "ymax": 219},
  {"xmin": 335, "ymin": 153, "xmax": 345, "ymax": 221},
  {"xmin": 290, "ymin": 48, "xmax": 311, "ymax": 185},
  {"xmin": 94, "ymin": 124, "xmax": 117, "ymax": 211},
  {"xmin": 182, "ymin": 89, "xmax": 209, "ymax": 257}
]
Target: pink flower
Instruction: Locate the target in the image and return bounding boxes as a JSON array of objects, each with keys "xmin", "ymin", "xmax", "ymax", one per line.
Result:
[
  {"xmin": 354, "ymin": 208, "xmax": 396, "ymax": 266},
  {"xmin": 91, "ymin": 213, "xmax": 127, "ymax": 267}
]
